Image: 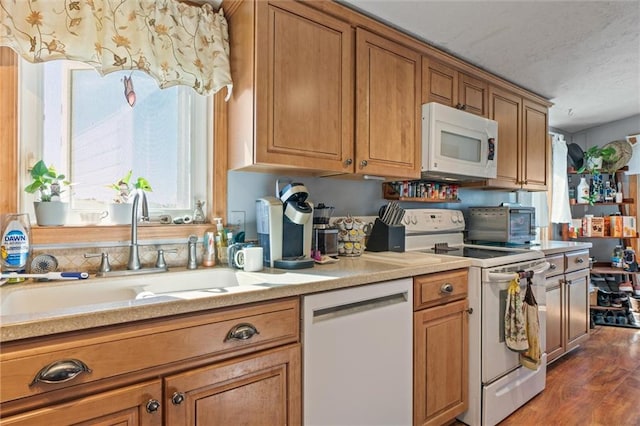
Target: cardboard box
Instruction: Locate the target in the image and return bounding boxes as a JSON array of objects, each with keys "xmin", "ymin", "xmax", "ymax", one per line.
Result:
[
  {"xmin": 590, "ymin": 217, "xmax": 605, "ymax": 237},
  {"xmin": 609, "ymin": 215, "xmax": 623, "ymax": 237},
  {"xmin": 623, "ymin": 216, "xmax": 637, "ymax": 237}
]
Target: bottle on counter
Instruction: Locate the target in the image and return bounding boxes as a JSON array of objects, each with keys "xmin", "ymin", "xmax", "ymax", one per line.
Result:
[
  {"xmin": 202, "ymin": 229, "xmax": 217, "ymax": 267},
  {"xmin": 214, "ymin": 218, "xmax": 228, "ymax": 265},
  {"xmin": 577, "ymin": 177, "xmax": 589, "ymax": 204},
  {"xmin": 1, "ymin": 213, "xmax": 31, "ymax": 282}
]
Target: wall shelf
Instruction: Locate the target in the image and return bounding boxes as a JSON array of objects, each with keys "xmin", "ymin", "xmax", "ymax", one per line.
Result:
[{"xmin": 382, "ymin": 181, "xmax": 460, "ymax": 203}]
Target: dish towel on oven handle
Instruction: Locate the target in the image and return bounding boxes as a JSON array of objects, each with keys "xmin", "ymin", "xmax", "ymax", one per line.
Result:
[
  {"xmin": 520, "ymin": 276, "xmax": 542, "ymax": 370},
  {"xmin": 504, "ymin": 275, "xmax": 529, "ymax": 352}
]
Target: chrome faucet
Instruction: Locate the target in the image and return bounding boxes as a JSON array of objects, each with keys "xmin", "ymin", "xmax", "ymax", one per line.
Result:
[{"xmin": 127, "ymin": 189, "xmax": 149, "ymax": 270}]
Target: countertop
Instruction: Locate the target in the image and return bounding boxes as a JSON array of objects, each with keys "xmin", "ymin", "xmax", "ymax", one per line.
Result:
[
  {"xmin": 530, "ymin": 240, "xmax": 593, "ymax": 256},
  {"xmin": 0, "ymin": 253, "xmax": 471, "ymax": 343}
]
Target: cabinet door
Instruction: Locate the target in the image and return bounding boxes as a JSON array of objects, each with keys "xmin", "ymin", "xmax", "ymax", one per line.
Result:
[
  {"xmin": 414, "ymin": 299, "xmax": 468, "ymax": 426},
  {"xmin": 566, "ymin": 270, "xmax": 590, "ymax": 351},
  {"xmin": 521, "ymin": 99, "xmax": 549, "ymax": 190},
  {"xmin": 458, "ymin": 73, "xmax": 488, "ymax": 117},
  {"xmin": 545, "ymin": 276, "xmax": 565, "ymax": 363},
  {"xmin": 488, "ymin": 86, "xmax": 522, "ymax": 189},
  {"xmin": 164, "ymin": 345, "xmax": 300, "ymax": 425},
  {"xmin": 256, "ymin": 1, "xmax": 354, "ymax": 172},
  {"xmin": 421, "ymin": 57, "xmax": 456, "ymax": 106},
  {"xmin": 356, "ymin": 28, "xmax": 421, "ymax": 179},
  {"xmin": 1, "ymin": 380, "xmax": 162, "ymax": 426}
]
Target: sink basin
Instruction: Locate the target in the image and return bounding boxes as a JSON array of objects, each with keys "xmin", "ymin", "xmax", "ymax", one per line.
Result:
[
  {"xmin": 0, "ymin": 268, "xmax": 335, "ymax": 317},
  {"xmin": 0, "ymin": 281, "xmax": 139, "ymax": 316},
  {"xmin": 136, "ymin": 269, "xmax": 334, "ymax": 299}
]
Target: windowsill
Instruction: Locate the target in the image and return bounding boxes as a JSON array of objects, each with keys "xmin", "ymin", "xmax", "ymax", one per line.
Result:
[{"xmin": 32, "ymin": 223, "xmax": 213, "ymax": 246}]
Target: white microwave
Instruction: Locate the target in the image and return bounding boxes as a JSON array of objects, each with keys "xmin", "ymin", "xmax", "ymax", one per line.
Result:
[{"xmin": 421, "ymin": 102, "xmax": 498, "ymax": 181}]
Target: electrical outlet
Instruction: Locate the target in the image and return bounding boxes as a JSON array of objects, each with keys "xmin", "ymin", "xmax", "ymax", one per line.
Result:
[{"xmin": 229, "ymin": 210, "xmax": 245, "ymax": 234}]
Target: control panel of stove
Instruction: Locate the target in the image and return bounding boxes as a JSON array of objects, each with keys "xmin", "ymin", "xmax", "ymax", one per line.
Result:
[{"xmin": 403, "ymin": 208, "xmax": 465, "ymax": 233}]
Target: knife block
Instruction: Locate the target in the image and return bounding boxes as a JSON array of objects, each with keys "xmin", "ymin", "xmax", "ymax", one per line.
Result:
[{"xmin": 365, "ymin": 218, "xmax": 405, "ymax": 252}]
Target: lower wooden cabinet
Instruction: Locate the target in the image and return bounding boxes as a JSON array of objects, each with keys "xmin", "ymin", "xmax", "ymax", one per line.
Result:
[
  {"xmin": 0, "ymin": 299, "xmax": 301, "ymax": 425},
  {"xmin": 164, "ymin": 345, "xmax": 300, "ymax": 425},
  {"xmin": 545, "ymin": 251, "xmax": 590, "ymax": 363},
  {"xmin": 413, "ymin": 270, "xmax": 469, "ymax": 426},
  {"xmin": 0, "ymin": 380, "xmax": 163, "ymax": 426}
]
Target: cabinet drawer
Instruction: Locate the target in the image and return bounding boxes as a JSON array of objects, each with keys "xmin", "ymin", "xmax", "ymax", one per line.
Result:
[
  {"xmin": 545, "ymin": 254, "xmax": 565, "ymax": 277},
  {"xmin": 0, "ymin": 298, "xmax": 299, "ymax": 404},
  {"xmin": 414, "ymin": 269, "xmax": 468, "ymax": 310},
  {"xmin": 565, "ymin": 250, "xmax": 590, "ymax": 273}
]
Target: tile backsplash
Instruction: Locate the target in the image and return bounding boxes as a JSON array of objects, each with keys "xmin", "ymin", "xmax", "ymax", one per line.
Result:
[{"xmin": 31, "ymin": 243, "xmax": 199, "ymax": 274}]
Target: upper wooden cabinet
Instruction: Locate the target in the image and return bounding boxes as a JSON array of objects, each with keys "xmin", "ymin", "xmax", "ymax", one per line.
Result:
[
  {"xmin": 228, "ymin": 0, "xmax": 354, "ymax": 175},
  {"xmin": 479, "ymin": 85, "xmax": 549, "ymax": 190},
  {"xmin": 422, "ymin": 57, "xmax": 488, "ymax": 117},
  {"xmin": 355, "ymin": 28, "xmax": 422, "ymax": 179}
]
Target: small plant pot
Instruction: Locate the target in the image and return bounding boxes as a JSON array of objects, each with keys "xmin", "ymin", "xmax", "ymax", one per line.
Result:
[
  {"xmin": 33, "ymin": 201, "xmax": 68, "ymax": 226},
  {"xmin": 109, "ymin": 203, "xmax": 133, "ymax": 225}
]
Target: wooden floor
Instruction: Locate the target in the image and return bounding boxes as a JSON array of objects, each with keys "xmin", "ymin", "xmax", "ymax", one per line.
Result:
[{"xmin": 499, "ymin": 325, "xmax": 640, "ymax": 425}]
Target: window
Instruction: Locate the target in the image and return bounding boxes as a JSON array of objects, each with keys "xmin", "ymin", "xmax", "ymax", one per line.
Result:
[{"xmin": 19, "ymin": 59, "xmax": 211, "ymax": 224}]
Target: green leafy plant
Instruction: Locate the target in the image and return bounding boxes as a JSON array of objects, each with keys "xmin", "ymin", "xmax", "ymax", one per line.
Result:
[
  {"xmin": 24, "ymin": 160, "xmax": 71, "ymax": 202},
  {"xmin": 577, "ymin": 145, "xmax": 617, "ymax": 174},
  {"xmin": 108, "ymin": 170, "xmax": 153, "ymax": 203}
]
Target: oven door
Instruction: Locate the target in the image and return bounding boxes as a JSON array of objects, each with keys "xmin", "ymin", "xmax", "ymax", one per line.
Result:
[{"xmin": 481, "ymin": 260, "xmax": 549, "ymax": 384}]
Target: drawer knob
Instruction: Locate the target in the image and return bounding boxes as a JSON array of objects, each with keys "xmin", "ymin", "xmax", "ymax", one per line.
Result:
[
  {"xmin": 29, "ymin": 359, "xmax": 92, "ymax": 387},
  {"xmin": 576, "ymin": 258, "xmax": 585, "ymax": 263},
  {"xmin": 225, "ymin": 323, "xmax": 260, "ymax": 341},
  {"xmin": 549, "ymin": 264, "xmax": 557, "ymax": 270},
  {"xmin": 146, "ymin": 399, "xmax": 161, "ymax": 413},
  {"xmin": 172, "ymin": 391, "xmax": 186, "ymax": 405},
  {"xmin": 440, "ymin": 283, "xmax": 454, "ymax": 294}
]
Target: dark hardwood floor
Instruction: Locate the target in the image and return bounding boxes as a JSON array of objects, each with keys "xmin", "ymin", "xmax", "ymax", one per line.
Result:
[{"xmin": 499, "ymin": 325, "xmax": 640, "ymax": 425}]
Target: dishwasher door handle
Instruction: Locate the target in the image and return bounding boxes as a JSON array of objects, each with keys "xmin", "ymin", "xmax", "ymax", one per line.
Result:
[{"xmin": 313, "ymin": 291, "xmax": 408, "ymax": 322}]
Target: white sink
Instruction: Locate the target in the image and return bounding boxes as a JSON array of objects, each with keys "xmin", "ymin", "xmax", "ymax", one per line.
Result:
[
  {"xmin": 0, "ymin": 281, "xmax": 139, "ymax": 316},
  {"xmin": 0, "ymin": 268, "xmax": 334, "ymax": 317}
]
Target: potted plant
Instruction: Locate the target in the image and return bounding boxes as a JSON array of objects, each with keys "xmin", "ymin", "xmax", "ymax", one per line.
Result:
[
  {"xmin": 107, "ymin": 171, "xmax": 152, "ymax": 224},
  {"xmin": 577, "ymin": 145, "xmax": 617, "ymax": 174},
  {"xmin": 24, "ymin": 160, "xmax": 72, "ymax": 226}
]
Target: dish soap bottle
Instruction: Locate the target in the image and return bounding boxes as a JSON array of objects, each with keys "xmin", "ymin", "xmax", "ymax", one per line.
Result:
[
  {"xmin": 576, "ymin": 177, "xmax": 590, "ymax": 204},
  {"xmin": 1, "ymin": 213, "xmax": 31, "ymax": 282},
  {"xmin": 214, "ymin": 218, "xmax": 228, "ymax": 265}
]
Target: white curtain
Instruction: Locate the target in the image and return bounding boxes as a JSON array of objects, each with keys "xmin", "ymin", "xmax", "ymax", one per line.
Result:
[
  {"xmin": 0, "ymin": 0, "xmax": 232, "ymax": 98},
  {"xmin": 551, "ymin": 135, "xmax": 572, "ymax": 224}
]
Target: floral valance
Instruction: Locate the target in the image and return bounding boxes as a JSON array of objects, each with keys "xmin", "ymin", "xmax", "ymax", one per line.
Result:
[{"xmin": 0, "ymin": 0, "xmax": 233, "ymax": 98}]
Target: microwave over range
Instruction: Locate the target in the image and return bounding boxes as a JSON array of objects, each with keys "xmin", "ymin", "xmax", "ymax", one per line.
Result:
[{"xmin": 421, "ymin": 102, "xmax": 498, "ymax": 181}]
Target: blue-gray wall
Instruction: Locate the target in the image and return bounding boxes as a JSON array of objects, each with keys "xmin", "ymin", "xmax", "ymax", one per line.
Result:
[{"xmin": 227, "ymin": 170, "xmax": 515, "ymax": 240}]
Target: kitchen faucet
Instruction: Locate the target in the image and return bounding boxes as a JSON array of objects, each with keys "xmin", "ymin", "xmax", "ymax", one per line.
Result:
[{"xmin": 127, "ymin": 189, "xmax": 149, "ymax": 270}]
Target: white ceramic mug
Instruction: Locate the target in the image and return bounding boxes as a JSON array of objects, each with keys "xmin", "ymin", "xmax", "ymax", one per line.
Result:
[{"xmin": 234, "ymin": 246, "xmax": 264, "ymax": 272}]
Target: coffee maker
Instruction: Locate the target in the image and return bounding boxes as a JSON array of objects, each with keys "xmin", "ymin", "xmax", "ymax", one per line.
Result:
[
  {"xmin": 312, "ymin": 203, "xmax": 338, "ymax": 257},
  {"xmin": 256, "ymin": 181, "xmax": 314, "ymax": 269}
]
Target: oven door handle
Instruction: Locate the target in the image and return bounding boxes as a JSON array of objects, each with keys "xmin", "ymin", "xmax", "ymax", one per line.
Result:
[{"xmin": 487, "ymin": 262, "xmax": 550, "ymax": 283}]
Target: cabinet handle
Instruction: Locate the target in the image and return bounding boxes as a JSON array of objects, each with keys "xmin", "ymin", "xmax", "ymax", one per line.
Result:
[
  {"xmin": 576, "ymin": 258, "xmax": 585, "ymax": 263},
  {"xmin": 171, "ymin": 391, "xmax": 185, "ymax": 405},
  {"xmin": 549, "ymin": 264, "xmax": 557, "ymax": 270},
  {"xmin": 225, "ymin": 323, "xmax": 260, "ymax": 341},
  {"xmin": 466, "ymin": 308, "xmax": 474, "ymax": 315},
  {"xmin": 359, "ymin": 159, "xmax": 368, "ymax": 168},
  {"xmin": 440, "ymin": 283, "xmax": 454, "ymax": 294},
  {"xmin": 29, "ymin": 359, "xmax": 92, "ymax": 386},
  {"xmin": 456, "ymin": 103, "xmax": 466, "ymax": 110},
  {"xmin": 146, "ymin": 399, "xmax": 161, "ymax": 413},
  {"xmin": 345, "ymin": 158, "xmax": 353, "ymax": 166}
]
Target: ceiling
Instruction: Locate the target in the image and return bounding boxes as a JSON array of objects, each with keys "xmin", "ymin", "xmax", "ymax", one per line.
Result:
[{"xmin": 340, "ymin": 0, "xmax": 640, "ymax": 134}]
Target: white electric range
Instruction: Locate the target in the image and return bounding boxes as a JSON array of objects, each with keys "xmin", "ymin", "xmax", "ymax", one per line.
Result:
[{"xmin": 402, "ymin": 208, "xmax": 549, "ymax": 426}]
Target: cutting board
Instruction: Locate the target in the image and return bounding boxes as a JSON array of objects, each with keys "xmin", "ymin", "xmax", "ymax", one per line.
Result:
[{"xmin": 362, "ymin": 251, "xmax": 442, "ymax": 266}]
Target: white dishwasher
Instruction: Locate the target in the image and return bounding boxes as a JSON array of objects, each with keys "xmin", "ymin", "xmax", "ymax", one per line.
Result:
[{"xmin": 303, "ymin": 278, "xmax": 413, "ymax": 426}]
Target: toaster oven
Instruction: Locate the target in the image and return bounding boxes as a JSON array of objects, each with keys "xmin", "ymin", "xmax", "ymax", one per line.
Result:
[{"xmin": 467, "ymin": 206, "xmax": 536, "ymax": 244}]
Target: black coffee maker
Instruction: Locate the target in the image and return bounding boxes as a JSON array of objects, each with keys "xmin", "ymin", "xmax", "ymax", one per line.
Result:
[{"xmin": 312, "ymin": 203, "xmax": 338, "ymax": 257}]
